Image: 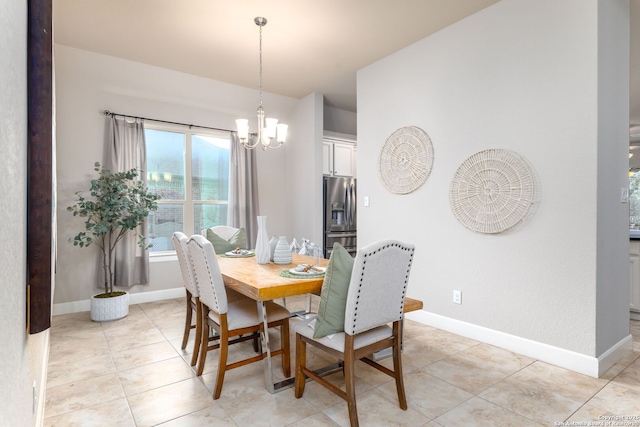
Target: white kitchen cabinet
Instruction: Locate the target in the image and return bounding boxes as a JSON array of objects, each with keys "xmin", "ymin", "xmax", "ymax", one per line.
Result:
[
  {"xmin": 352, "ymin": 146, "xmax": 357, "ymax": 178},
  {"xmin": 323, "ymin": 135, "xmax": 356, "ymax": 177},
  {"xmin": 332, "ymin": 142, "xmax": 354, "ymax": 177},
  {"xmin": 322, "ymin": 142, "xmax": 332, "ymax": 175},
  {"xmin": 631, "ymin": 241, "xmax": 640, "ymax": 313}
]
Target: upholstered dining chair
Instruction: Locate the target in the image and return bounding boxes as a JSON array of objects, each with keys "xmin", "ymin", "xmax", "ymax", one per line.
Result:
[
  {"xmin": 201, "ymin": 225, "xmax": 248, "ymax": 253},
  {"xmin": 172, "ymin": 231, "xmax": 203, "ymax": 367},
  {"xmin": 200, "ymin": 225, "xmax": 240, "ymax": 240},
  {"xmin": 293, "ymin": 240, "xmax": 415, "ymax": 427},
  {"xmin": 186, "ymin": 234, "xmax": 292, "ymax": 399},
  {"xmin": 208, "ymin": 226, "xmax": 263, "ymax": 354},
  {"xmin": 172, "ymin": 232, "xmax": 260, "ymax": 368}
]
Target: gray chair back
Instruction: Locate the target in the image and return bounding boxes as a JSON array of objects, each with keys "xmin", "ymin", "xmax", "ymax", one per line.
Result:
[
  {"xmin": 187, "ymin": 234, "xmax": 229, "ymax": 315},
  {"xmin": 200, "ymin": 225, "xmax": 239, "ymax": 240},
  {"xmin": 172, "ymin": 232, "xmax": 198, "ymax": 297},
  {"xmin": 344, "ymin": 240, "xmax": 415, "ymax": 335}
]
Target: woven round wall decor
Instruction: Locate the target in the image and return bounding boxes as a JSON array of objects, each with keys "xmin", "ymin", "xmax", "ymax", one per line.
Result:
[
  {"xmin": 449, "ymin": 149, "xmax": 534, "ymax": 234},
  {"xmin": 379, "ymin": 126, "xmax": 434, "ymax": 194}
]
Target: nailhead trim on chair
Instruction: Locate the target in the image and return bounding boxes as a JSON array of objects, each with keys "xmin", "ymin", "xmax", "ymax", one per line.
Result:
[
  {"xmin": 190, "ymin": 238, "xmax": 221, "ymax": 314},
  {"xmin": 351, "ymin": 242, "xmax": 415, "ymax": 331},
  {"xmin": 400, "ymin": 249, "xmax": 414, "ymax": 316},
  {"xmin": 173, "ymin": 233, "xmax": 199, "ymax": 298},
  {"xmin": 352, "ymin": 252, "xmax": 366, "ymax": 331}
]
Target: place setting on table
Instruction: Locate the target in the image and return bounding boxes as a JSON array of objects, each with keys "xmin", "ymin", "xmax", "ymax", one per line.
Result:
[
  {"xmin": 205, "ymin": 218, "xmax": 326, "ymax": 278},
  {"xmin": 278, "ymin": 239, "xmax": 325, "ymax": 279},
  {"xmin": 281, "ymin": 262, "xmax": 325, "ymax": 279},
  {"xmin": 248, "ymin": 217, "xmax": 327, "ymax": 280},
  {"xmin": 211, "ymin": 233, "xmax": 325, "ymax": 278},
  {"xmin": 220, "ymin": 247, "xmax": 255, "ymax": 258},
  {"xmin": 208, "ymin": 217, "xmax": 330, "ymax": 307}
]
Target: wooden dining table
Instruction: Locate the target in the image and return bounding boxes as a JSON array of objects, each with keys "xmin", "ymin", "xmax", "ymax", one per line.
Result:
[{"xmin": 216, "ymin": 253, "xmax": 329, "ymax": 393}]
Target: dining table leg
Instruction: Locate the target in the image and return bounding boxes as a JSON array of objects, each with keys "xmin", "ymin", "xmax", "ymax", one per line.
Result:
[
  {"xmin": 257, "ymin": 300, "xmax": 276, "ymax": 393},
  {"xmin": 257, "ymin": 298, "xmax": 344, "ymax": 393}
]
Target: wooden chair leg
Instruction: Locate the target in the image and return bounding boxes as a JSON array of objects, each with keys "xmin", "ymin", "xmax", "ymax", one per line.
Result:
[
  {"xmin": 181, "ymin": 291, "xmax": 192, "ymax": 349},
  {"xmin": 196, "ymin": 308, "xmax": 209, "ymax": 376},
  {"xmin": 213, "ymin": 328, "xmax": 229, "ymax": 400},
  {"xmin": 344, "ymin": 334, "xmax": 359, "ymax": 427},
  {"xmin": 190, "ymin": 299, "xmax": 202, "ymax": 366},
  {"xmin": 392, "ymin": 323, "xmax": 407, "ymax": 410},
  {"xmin": 294, "ymin": 333, "xmax": 306, "ymax": 398},
  {"xmin": 280, "ymin": 318, "xmax": 291, "ymax": 378}
]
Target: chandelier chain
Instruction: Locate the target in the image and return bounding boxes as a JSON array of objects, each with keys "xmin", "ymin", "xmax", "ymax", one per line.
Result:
[
  {"xmin": 235, "ymin": 16, "xmax": 287, "ymax": 150},
  {"xmin": 258, "ymin": 21, "xmax": 263, "ymax": 108}
]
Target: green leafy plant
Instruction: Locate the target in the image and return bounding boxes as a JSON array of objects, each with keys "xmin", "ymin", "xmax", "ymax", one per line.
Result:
[{"xmin": 67, "ymin": 162, "xmax": 161, "ymax": 296}]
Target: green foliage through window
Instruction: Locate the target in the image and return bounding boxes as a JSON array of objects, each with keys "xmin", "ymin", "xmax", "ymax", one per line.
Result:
[{"xmin": 144, "ymin": 126, "xmax": 231, "ymax": 251}]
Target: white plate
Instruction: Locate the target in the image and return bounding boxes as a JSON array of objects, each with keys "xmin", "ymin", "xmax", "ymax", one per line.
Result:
[
  {"xmin": 289, "ymin": 266, "xmax": 326, "ymax": 276},
  {"xmin": 224, "ymin": 250, "xmax": 254, "ymax": 257}
]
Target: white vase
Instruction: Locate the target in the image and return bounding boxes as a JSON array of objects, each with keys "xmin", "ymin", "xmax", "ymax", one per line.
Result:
[
  {"xmin": 90, "ymin": 292, "xmax": 129, "ymax": 322},
  {"xmin": 269, "ymin": 236, "xmax": 278, "ymax": 261},
  {"xmin": 255, "ymin": 216, "xmax": 271, "ymax": 264},
  {"xmin": 273, "ymin": 236, "xmax": 292, "ymax": 264}
]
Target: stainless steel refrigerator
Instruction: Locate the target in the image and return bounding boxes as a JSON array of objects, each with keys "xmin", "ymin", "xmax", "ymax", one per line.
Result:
[{"xmin": 323, "ymin": 176, "xmax": 357, "ymax": 257}]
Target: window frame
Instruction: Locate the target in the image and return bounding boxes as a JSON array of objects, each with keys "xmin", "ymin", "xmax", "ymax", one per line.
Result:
[{"xmin": 144, "ymin": 122, "xmax": 231, "ymax": 256}]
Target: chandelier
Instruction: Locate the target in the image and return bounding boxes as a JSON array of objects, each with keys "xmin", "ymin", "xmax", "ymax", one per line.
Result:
[{"xmin": 236, "ymin": 17, "xmax": 288, "ymax": 150}]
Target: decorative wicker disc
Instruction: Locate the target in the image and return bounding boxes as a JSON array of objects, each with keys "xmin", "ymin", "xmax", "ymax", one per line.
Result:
[
  {"xmin": 449, "ymin": 149, "xmax": 534, "ymax": 234},
  {"xmin": 379, "ymin": 126, "xmax": 434, "ymax": 194}
]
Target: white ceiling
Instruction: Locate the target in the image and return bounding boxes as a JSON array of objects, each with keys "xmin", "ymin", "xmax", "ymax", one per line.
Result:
[
  {"xmin": 54, "ymin": 0, "xmax": 639, "ymax": 135},
  {"xmin": 53, "ymin": 0, "xmax": 502, "ymax": 112}
]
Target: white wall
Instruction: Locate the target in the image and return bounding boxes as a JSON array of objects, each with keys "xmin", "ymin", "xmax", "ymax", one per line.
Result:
[
  {"xmin": 285, "ymin": 93, "xmax": 325, "ymax": 246},
  {"xmin": 0, "ymin": 1, "xmax": 49, "ymax": 424},
  {"xmin": 324, "ymin": 105, "xmax": 357, "ymax": 136},
  {"xmin": 595, "ymin": 0, "xmax": 631, "ymax": 356},
  {"xmin": 54, "ymin": 45, "xmax": 299, "ymax": 305},
  {"xmin": 357, "ymin": 0, "xmax": 629, "ymax": 373}
]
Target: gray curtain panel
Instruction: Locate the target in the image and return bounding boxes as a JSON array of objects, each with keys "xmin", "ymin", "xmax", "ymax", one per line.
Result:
[
  {"xmin": 228, "ymin": 133, "xmax": 260, "ymax": 248},
  {"xmin": 107, "ymin": 116, "xmax": 150, "ymax": 286}
]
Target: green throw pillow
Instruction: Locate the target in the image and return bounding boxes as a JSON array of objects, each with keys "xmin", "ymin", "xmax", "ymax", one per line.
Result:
[
  {"xmin": 205, "ymin": 228, "xmax": 247, "ymax": 254},
  {"xmin": 228, "ymin": 228, "xmax": 247, "ymax": 250},
  {"xmin": 313, "ymin": 242, "xmax": 355, "ymax": 338}
]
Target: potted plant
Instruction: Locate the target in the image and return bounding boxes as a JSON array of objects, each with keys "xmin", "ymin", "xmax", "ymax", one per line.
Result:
[{"xmin": 67, "ymin": 162, "xmax": 161, "ymax": 321}]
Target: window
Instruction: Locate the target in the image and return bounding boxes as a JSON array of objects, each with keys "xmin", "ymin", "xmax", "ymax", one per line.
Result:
[
  {"xmin": 631, "ymin": 173, "xmax": 640, "ymax": 230},
  {"xmin": 144, "ymin": 124, "xmax": 231, "ymax": 253}
]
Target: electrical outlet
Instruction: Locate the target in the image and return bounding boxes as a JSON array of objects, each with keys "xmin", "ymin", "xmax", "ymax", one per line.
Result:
[
  {"xmin": 32, "ymin": 381, "xmax": 36, "ymax": 414},
  {"xmin": 453, "ymin": 290, "xmax": 462, "ymax": 304}
]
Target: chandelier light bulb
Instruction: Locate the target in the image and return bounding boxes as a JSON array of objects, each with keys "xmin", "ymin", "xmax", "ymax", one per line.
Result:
[
  {"xmin": 235, "ymin": 119, "xmax": 249, "ymax": 141},
  {"xmin": 276, "ymin": 123, "xmax": 288, "ymax": 143}
]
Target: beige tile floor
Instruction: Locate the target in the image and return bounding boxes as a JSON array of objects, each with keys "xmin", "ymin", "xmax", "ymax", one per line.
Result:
[{"xmin": 44, "ymin": 296, "xmax": 640, "ymax": 427}]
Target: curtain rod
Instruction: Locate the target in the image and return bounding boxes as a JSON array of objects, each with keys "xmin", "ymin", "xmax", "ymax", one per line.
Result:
[{"xmin": 102, "ymin": 110, "xmax": 234, "ymax": 133}]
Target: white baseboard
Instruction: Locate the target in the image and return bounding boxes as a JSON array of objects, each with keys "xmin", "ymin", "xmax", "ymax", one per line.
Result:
[
  {"xmin": 406, "ymin": 310, "xmax": 633, "ymax": 378},
  {"xmin": 52, "ymin": 287, "xmax": 185, "ymax": 316},
  {"xmin": 597, "ymin": 334, "xmax": 634, "ymax": 376},
  {"xmin": 36, "ymin": 331, "xmax": 50, "ymax": 427}
]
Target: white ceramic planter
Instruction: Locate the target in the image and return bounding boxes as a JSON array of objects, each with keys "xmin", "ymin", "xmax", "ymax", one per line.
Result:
[
  {"xmin": 273, "ymin": 236, "xmax": 292, "ymax": 264},
  {"xmin": 90, "ymin": 292, "xmax": 129, "ymax": 322}
]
